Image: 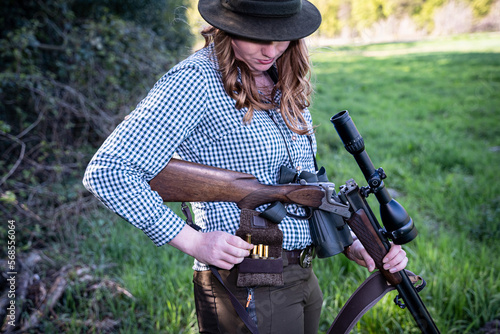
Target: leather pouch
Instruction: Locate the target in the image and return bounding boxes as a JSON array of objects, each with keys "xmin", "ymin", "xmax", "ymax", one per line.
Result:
[{"xmin": 235, "ymin": 209, "xmax": 284, "ymax": 287}]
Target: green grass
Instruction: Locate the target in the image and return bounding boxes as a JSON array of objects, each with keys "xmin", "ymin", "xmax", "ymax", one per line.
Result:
[
  {"xmin": 67, "ymin": 33, "xmax": 499, "ymax": 333},
  {"xmin": 310, "ymin": 32, "xmax": 500, "ymax": 333}
]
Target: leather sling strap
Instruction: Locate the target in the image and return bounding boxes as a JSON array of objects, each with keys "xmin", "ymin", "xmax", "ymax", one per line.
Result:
[
  {"xmin": 210, "ymin": 266, "xmax": 260, "ymax": 334},
  {"xmin": 180, "ymin": 205, "xmax": 260, "ymax": 334},
  {"xmin": 209, "ymin": 266, "xmax": 421, "ymax": 334},
  {"xmin": 181, "ymin": 205, "xmax": 423, "ymax": 334},
  {"xmin": 327, "ymin": 270, "xmax": 422, "ymax": 334}
]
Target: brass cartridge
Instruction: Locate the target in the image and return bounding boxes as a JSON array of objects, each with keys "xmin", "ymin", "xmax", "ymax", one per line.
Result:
[
  {"xmin": 263, "ymin": 245, "xmax": 269, "ymax": 259},
  {"xmin": 252, "ymin": 245, "xmax": 259, "ymax": 259}
]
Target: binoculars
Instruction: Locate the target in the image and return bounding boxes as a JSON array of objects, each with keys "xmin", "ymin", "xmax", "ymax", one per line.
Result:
[{"xmin": 278, "ymin": 164, "xmax": 354, "ymax": 258}]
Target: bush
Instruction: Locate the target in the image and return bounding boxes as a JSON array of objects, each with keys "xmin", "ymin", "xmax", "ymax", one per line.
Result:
[{"xmin": 0, "ymin": 0, "xmax": 193, "ymax": 253}]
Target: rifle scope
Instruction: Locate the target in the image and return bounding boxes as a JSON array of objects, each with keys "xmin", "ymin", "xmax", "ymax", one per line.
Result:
[{"xmin": 331, "ymin": 110, "xmax": 418, "ymax": 245}]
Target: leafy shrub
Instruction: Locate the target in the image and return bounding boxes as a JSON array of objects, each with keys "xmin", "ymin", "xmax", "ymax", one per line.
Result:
[{"xmin": 0, "ymin": 0, "xmax": 193, "ymax": 252}]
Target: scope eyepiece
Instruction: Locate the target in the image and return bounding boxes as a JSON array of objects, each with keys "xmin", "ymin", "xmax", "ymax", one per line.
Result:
[{"xmin": 331, "ymin": 110, "xmax": 365, "ymax": 155}]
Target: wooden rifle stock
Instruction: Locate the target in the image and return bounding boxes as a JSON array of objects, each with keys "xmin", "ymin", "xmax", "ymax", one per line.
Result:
[
  {"xmin": 348, "ymin": 209, "xmax": 402, "ymax": 285},
  {"xmin": 149, "ymin": 158, "xmax": 326, "ymax": 210}
]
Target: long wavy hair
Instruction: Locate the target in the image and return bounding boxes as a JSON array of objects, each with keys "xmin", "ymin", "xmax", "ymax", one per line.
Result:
[{"xmin": 201, "ymin": 27, "xmax": 314, "ymax": 135}]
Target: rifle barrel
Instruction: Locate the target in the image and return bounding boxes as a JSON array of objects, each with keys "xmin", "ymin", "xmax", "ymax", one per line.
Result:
[{"xmin": 396, "ymin": 273, "xmax": 441, "ymax": 334}]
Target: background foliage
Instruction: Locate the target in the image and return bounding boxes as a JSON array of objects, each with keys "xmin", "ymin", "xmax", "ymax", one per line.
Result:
[
  {"xmin": 0, "ymin": 0, "xmax": 193, "ymax": 251},
  {"xmin": 310, "ymin": 0, "xmax": 499, "ymax": 38}
]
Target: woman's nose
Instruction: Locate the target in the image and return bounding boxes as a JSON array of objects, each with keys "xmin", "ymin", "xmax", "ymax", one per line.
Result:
[{"xmin": 261, "ymin": 43, "xmax": 278, "ymax": 58}]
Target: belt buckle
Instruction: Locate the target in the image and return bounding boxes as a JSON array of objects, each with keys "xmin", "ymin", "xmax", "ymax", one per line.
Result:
[{"xmin": 299, "ymin": 246, "xmax": 315, "ymax": 268}]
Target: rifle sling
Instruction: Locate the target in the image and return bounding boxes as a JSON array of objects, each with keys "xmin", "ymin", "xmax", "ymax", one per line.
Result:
[
  {"xmin": 181, "ymin": 206, "xmax": 260, "ymax": 333},
  {"xmin": 180, "ymin": 200, "xmax": 422, "ymax": 333},
  {"xmin": 210, "ymin": 266, "xmax": 420, "ymax": 334},
  {"xmin": 210, "ymin": 266, "xmax": 260, "ymax": 334},
  {"xmin": 327, "ymin": 270, "xmax": 421, "ymax": 334}
]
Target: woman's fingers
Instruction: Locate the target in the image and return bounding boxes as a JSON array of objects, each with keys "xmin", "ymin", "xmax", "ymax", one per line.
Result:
[
  {"xmin": 196, "ymin": 231, "xmax": 253, "ymax": 269},
  {"xmin": 383, "ymin": 244, "xmax": 408, "ymax": 273}
]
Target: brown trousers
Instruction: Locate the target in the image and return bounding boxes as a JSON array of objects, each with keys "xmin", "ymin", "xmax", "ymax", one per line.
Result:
[{"xmin": 193, "ymin": 264, "xmax": 323, "ymax": 334}]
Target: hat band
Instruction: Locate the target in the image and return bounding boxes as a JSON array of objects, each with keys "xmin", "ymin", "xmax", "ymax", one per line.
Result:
[{"xmin": 221, "ymin": 0, "xmax": 302, "ymax": 18}]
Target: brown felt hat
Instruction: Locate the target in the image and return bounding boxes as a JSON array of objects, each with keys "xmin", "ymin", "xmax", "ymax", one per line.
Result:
[{"xmin": 198, "ymin": 0, "xmax": 322, "ymax": 41}]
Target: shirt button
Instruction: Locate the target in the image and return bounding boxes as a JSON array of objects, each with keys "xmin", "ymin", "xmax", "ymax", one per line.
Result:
[
  {"xmin": 291, "ymin": 135, "xmax": 297, "ymax": 141},
  {"xmin": 296, "ymin": 165, "xmax": 302, "ymax": 171}
]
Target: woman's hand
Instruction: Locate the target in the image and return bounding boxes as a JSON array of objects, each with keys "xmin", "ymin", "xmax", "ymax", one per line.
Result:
[
  {"xmin": 169, "ymin": 225, "xmax": 253, "ymax": 270},
  {"xmin": 192, "ymin": 231, "xmax": 253, "ymax": 269},
  {"xmin": 345, "ymin": 239, "xmax": 408, "ymax": 273}
]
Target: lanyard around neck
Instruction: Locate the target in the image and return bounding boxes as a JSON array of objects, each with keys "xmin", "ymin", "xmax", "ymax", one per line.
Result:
[
  {"xmin": 265, "ymin": 110, "xmax": 318, "ymax": 172},
  {"xmin": 264, "ymin": 66, "xmax": 318, "ymax": 172}
]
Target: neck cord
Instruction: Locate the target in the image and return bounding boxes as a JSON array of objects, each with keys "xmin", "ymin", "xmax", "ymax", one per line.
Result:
[
  {"xmin": 266, "ymin": 110, "xmax": 295, "ymax": 169},
  {"xmin": 264, "ymin": 66, "xmax": 318, "ymax": 172},
  {"xmin": 266, "ymin": 109, "xmax": 318, "ymax": 172}
]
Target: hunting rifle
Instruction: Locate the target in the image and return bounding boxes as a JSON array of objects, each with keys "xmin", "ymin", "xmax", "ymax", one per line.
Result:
[{"xmin": 149, "ymin": 110, "xmax": 440, "ymax": 333}]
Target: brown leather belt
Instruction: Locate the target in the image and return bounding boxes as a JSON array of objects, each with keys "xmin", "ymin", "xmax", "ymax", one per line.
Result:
[
  {"xmin": 283, "ymin": 249, "xmax": 303, "ymax": 265},
  {"xmin": 283, "ymin": 246, "xmax": 315, "ymax": 267}
]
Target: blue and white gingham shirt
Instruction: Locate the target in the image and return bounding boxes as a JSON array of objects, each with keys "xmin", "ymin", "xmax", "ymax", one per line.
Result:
[{"xmin": 83, "ymin": 44, "xmax": 317, "ymax": 270}]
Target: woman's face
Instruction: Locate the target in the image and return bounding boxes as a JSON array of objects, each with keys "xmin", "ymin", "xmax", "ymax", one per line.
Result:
[{"xmin": 231, "ymin": 37, "xmax": 290, "ymax": 75}]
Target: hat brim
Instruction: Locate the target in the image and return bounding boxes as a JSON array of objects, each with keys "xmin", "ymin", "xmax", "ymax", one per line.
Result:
[{"xmin": 198, "ymin": 0, "xmax": 322, "ymax": 41}]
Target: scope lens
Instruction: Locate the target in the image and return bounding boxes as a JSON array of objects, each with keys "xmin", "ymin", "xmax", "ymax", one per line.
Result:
[{"xmin": 331, "ymin": 110, "xmax": 365, "ymax": 155}]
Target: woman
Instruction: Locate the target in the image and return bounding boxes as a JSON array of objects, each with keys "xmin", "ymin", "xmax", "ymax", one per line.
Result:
[{"xmin": 83, "ymin": 0, "xmax": 408, "ymax": 333}]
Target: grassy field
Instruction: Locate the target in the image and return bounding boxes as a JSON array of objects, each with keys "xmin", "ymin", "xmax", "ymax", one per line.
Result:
[{"xmin": 67, "ymin": 33, "xmax": 500, "ymax": 333}]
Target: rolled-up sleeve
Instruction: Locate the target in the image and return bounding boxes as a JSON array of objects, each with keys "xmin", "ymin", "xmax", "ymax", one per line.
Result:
[{"xmin": 83, "ymin": 65, "xmax": 207, "ymax": 246}]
